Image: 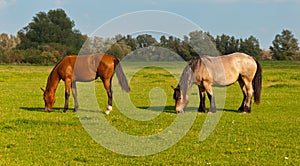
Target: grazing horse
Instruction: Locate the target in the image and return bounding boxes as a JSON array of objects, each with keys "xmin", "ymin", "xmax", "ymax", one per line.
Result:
[
  {"xmin": 41, "ymin": 53, "xmax": 130, "ymax": 114},
  {"xmin": 172, "ymin": 52, "xmax": 262, "ymax": 113}
]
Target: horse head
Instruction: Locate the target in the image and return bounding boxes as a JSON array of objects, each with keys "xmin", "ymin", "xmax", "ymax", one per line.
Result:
[
  {"xmin": 41, "ymin": 88, "xmax": 56, "ymax": 112},
  {"xmin": 171, "ymin": 85, "xmax": 189, "ymax": 113}
]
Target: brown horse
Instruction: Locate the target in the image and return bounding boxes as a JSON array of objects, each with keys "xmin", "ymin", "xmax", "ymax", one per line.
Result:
[
  {"xmin": 172, "ymin": 52, "xmax": 262, "ymax": 113},
  {"xmin": 41, "ymin": 53, "xmax": 130, "ymax": 114}
]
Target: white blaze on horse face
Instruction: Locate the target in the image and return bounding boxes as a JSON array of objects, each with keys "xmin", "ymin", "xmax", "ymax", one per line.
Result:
[{"xmin": 175, "ymin": 93, "xmax": 189, "ymax": 113}]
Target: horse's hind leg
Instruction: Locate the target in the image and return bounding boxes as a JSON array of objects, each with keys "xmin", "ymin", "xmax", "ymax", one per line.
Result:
[
  {"xmin": 198, "ymin": 85, "xmax": 206, "ymax": 112},
  {"xmin": 239, "ymin": 77, "xmax": 253, "ymax": 113},
  {"xmin": 238, "ymin": 78, "xmax": 246, "ymax": 112},
  {"xmin": 244, "ymin": 81, "xmax": 253, "ymax": 113},
  {"xmin": 103, "ymin": 77, "xmax": 113, "ymax": 115},
  {"xmin": 64, "ymin": 79, "xmax": 72, "ymax": 113},
  {"xmin": 71, "ymin": 81, "xmax": 79, "ymax": 112}
]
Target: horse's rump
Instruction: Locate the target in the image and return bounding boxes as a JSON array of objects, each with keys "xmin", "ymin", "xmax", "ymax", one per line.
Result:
[{"xmin": 72, "ymin": 54, "xmax": 113, "ymax": 82}]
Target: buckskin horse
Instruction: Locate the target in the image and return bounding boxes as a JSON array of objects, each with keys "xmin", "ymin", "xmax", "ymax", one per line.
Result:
[
  {"xmin": 41, "ymin": 53, "xmax": 130, "ymax": 114},
  {"xmin": 172, "ymin": 52, "xmax": 262, "ymax": 113}
]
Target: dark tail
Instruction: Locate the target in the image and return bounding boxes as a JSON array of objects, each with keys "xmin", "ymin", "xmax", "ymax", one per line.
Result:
[
  {"xmin": 253, "ymin": 59, "xmax": 262, "ymax": 104},
  {"xmin": 114, "ymin": 58, "xmax": 130, "ymax": 92}
]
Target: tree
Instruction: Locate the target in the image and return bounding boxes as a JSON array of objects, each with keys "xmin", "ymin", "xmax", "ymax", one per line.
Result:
[
  {"xmin": 270, "ymin": 29, "xmax": 300, "ymax": 60},
  {"xmin": 189, "ymin": 31, "xmax": 219, "ymax": 56},
  {"xmin": 105, "ymin": 41, "xmax": 131, "ymax": 59},
  {"xmin": 215, "ymin": 34, "xmax": 239, "ymax": 55},
  {"xmin": 136, "ymin": 34, "xmax": 157, "ymax": 48},
  {"xmin": 124, "ymin": 35, "xmax": 137, "ymax": 51},
  {"xmin": 17, "ymin": 9, "xmax": 85, "ymax": 54},
  {"xmin": 240, "ymin": 36, "xmax": 262, "ymax": 59},
  {"xmin": 0, "ymin": 33, "xmax": 20, "ymax": 49},
  {"xmin": 166, "ymin": 36, "xmax": 193, "ymax": 61},
  {"xmin": 160, "ymin": 35, "xmax": 167, "ymax": 47},
  {"xmin": 214, "ymin": 34, "xmax": 262, "ymax": 59}
]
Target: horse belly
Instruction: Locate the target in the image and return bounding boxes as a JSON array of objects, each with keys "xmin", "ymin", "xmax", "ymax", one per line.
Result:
[
  {"xmin": 211, "ymin": 70, "xmax": 239, "ymax": 87},
  {"xmin": 73, "ymin": 56, "xmax": 98, "ymax": 82},
  {"xmin": 74, "ymin": 70, "xmax": 96, "ymax": 82}
]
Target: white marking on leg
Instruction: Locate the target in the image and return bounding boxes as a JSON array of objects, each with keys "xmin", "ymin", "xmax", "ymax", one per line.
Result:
[
  {"xmin": 105, "ymin": 105, "xmax": 112, "ymax": 115},
  {"xmin": 107, "ymin": 105, "xmax": 112, "ymax": 111}
]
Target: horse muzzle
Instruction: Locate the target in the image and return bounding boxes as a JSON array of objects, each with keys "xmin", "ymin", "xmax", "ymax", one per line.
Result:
[
  {"xmin": 176, "ymin": 109, "xmax": 184, "ymax": 114},
  {"xmin": 44, "ymin": 107, "xmax": 52, "ymax": 112}
]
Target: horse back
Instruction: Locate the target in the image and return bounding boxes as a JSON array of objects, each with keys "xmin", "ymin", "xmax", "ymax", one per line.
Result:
[
  {"xmin": 192, "ymin": 52, "xmax": 257, "ymax": 86},
  {"xmin": 57, "ymin": 54, "xmax": 116, "ymax": 82},
  {"xmin": 220, "ymin": 53, "xmax": 258, "ymax": 84},
  {"xmin": 225, "ymin": 52, "xmax": 257, "ymax": 76}
]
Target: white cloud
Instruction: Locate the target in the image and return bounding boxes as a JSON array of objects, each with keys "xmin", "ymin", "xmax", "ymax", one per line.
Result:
[
  {"xmin": 0, "ymin": 0, "xmax": 15, "ymax": 11},
  {"xmin": 55, "ymin": 0, "xmax": 63, "ymax": 7},
  {"xmin": 0, "ymin": 0, "xmax": 8, "ymax": 9}
]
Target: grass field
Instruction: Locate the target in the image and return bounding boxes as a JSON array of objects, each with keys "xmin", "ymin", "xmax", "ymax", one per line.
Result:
[{"xmin": 0, "ymin": 61, "xmax": 299, "ymax": 165}]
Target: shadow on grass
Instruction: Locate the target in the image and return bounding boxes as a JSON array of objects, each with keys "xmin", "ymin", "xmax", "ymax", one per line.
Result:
[
  {"xmin": 19, "ymin": 107, "xmax": 67, "ymax": 112},
  {"xmin": 223, "ymin": 108, "xmax": 238, "ymax": 113},
  {"xmin": 20, "ymin": 107, "xmax": 111, "ymax": 116},
  {"xmin": 137, "ymin": 106, "xmax": 237, "ymax": 114},
  {"xmin": 138, "ymin": 105, "xmax": 175, "ymax": 114},
  {"xmin": 20, "ymin": 106, "xmax": 238, "ymax": 114}
]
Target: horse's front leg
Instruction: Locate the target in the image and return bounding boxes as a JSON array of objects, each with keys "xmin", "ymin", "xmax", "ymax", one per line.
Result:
[
  {"xmin": 198, "ymin": 85, "xmax": 206, "ymax": 112},
  {"xmin": 72, "ymin": 81, "xmax": 79, "ymax": 112},
  {"xmin": 64, "ymin": 79, "xmax": 72, "ymax": 113},
  {"xmin": 203, "ymin": 82, "xmax": 216, "ymax": 113},
  {"xmin": 207, "ymin": 92, "xmax": 216, "ymax": 113}
]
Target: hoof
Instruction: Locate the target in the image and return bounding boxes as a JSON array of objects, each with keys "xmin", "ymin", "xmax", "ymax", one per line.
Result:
[
  {"xmin": 237, "ymin": 109, "xmax": 244, "ymax": 113},
  {"xmin": 238, "ymin": 110, "xmax": 249, "ymax": 114},
  {"xmin": 208, "ymin": 108, "xmax": 216, "ymax": 114},
  {"xmin": 238, "ymin": 107, "xmax": 251, "ymax": 113},
  {"xmin": 198, "ymin": 108, "xmax": 206, "ymax": 113},
  {"xmin": 105, "ymin": 105, "xmax": 112, "ymax": 115}
]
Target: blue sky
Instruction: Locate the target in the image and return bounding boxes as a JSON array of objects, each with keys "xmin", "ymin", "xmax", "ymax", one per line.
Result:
[{"xmin": 0, "ymin": 0, "xmax": 300, "ymax": 49}]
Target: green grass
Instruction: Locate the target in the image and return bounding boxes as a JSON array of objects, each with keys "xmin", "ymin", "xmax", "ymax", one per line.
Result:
[{"xmin": 0, "ymin": 61, "xmax": 299, "ymax": 165}]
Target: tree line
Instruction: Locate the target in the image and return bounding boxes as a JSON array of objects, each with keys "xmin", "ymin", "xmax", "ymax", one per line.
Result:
[{"xmin": 0, "ymin": 9, "xmax": 299, "ymax": 64}]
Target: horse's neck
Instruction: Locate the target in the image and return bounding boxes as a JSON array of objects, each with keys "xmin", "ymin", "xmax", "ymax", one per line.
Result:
[
  {"xmin": 46, "ymin": 67, "xmax": 60, "ymax": 93},
  {"xmin": 179, "ymin": 65, "xmax": 194, "ymax": 96}
]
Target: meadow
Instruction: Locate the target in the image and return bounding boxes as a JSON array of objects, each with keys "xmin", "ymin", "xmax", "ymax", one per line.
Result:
[{"xmin": 0, "ymin": 61, "xmax": 299, "ymax": 165}]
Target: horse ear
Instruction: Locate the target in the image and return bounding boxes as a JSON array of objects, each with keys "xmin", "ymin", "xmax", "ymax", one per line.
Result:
[{"xmin": 40, "ymin": 88, "xmax": 45, "ymax": 93}]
